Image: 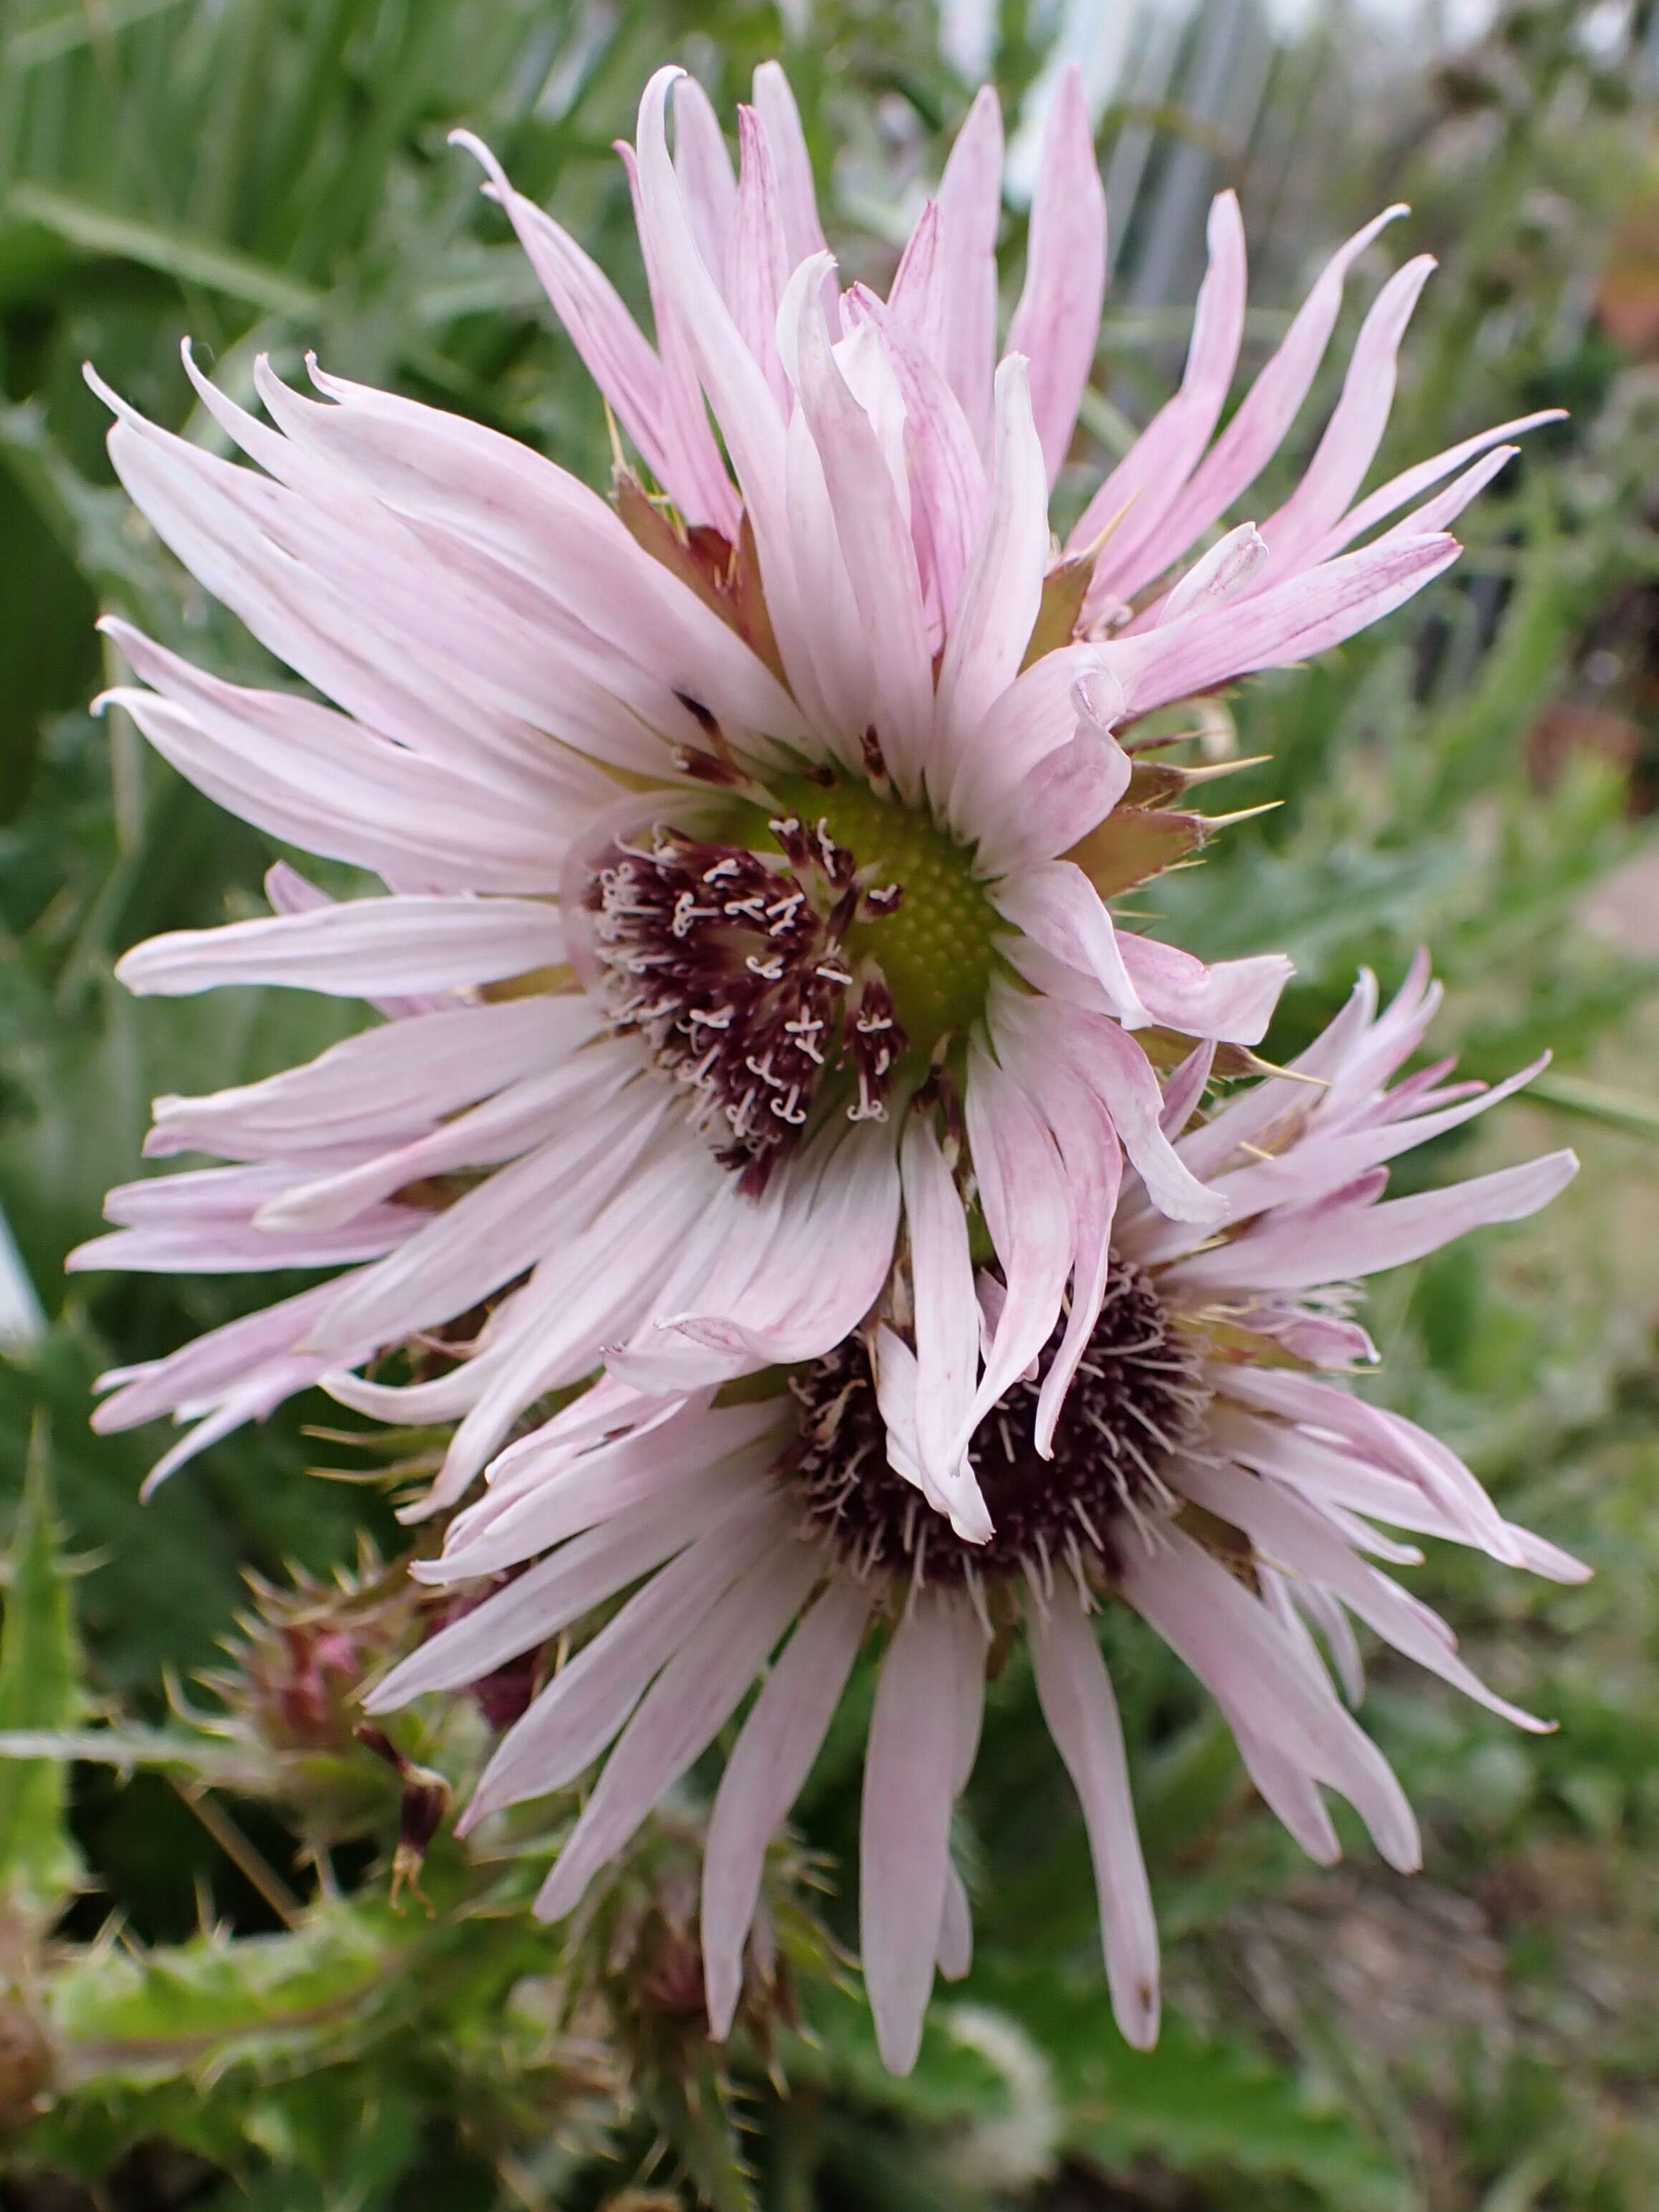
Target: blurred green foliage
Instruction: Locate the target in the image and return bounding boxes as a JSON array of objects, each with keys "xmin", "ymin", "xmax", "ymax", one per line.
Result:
[{"xmin": 1, "ymin": 0, "xmax": 1658, "ymax": 2206}]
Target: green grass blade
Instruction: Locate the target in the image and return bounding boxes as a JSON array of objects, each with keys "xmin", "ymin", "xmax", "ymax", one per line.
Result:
[
  {"xmin": 1528, "ymin": 1069, "xmax": 1659, "ymax": 1143},
  {"xmin": 0, "ymin": 1415, "xmax": 85, "ymax": 1919},
  {"xmin": 2, "ymin": 0, "xmax": 191, "ymax": 72},
  {"xmin": 6, "ymin": 180, "xmax": 320, "ymax": 313}
]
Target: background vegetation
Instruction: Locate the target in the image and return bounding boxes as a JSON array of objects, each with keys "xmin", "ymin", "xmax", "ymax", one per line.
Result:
[{"xmin": 1, "ymin": 1, "xmax": 1656, "ymax": 2206}]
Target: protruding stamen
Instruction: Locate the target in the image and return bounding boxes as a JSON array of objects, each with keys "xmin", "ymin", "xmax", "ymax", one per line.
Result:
[{"xmin": 586, "ymin": 822, "xmax": 908, "ymax": 1190}]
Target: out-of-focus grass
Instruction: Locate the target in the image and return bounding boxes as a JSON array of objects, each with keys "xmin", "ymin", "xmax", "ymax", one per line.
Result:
[{"xmin": 1, "ymin": 2, "xmax": 1657, "ymax": 2207}]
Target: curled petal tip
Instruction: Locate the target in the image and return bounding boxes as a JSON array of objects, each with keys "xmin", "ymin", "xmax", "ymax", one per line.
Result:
[
  {"xmin": 642, "ymin": 60, "xmax": 688, "ymax": 108},
  {"xmin": 946, "ymin": 1491, "xmax": 995, "ymax": 1546},
  {"xmin": 82, "ymin": 359, "xmax": 127, "ymax": 417},
  {"xmin": 447, "ymin": 126, "xmax": 510, "ymax": 199}
]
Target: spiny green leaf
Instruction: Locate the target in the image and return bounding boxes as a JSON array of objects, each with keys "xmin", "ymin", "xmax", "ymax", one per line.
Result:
[
  {"xmin": 0, "ymin": 1723, "xmax": 272, "ymax": 1793},
  {"xmin": 980, "ymin": 1965, "xmax": 1407, "ymax": 2211},
  {"xmin": 645, "ymin": 2057, "xmax": 757, "ymax": 2212},
  {"xmin": 47, "ymin": 1896, "xmax": 409, "ymax": 2075},
  {"xmin": 0, "ymin": 1415, "xmax": 85, "ymax": 1918}
]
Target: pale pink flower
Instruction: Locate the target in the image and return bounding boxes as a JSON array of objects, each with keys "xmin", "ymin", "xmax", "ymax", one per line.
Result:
[
  {"xmin": 77, "ymin": 62, "xmax": 1551, "ymax": 1509},
  {"xmin": 367, "ymin": 960, "xmax": 1581, "ymax": 2072}
]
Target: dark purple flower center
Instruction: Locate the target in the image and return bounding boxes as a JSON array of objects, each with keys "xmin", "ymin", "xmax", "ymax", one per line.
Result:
[
  {"xmin": 777, "ymin": 1261, "xmax": 1209, "ymax": 1589},
  {"xmin": 586, "ymin": 814, "xmax": 906, "ymax": 1192},
  {"xmin": 586, "ymin": 761, "xmax": 1005, "ymax": 1192}
]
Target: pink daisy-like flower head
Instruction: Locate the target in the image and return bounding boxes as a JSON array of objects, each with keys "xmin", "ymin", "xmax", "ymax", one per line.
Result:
[
  {"xmin": 368, "ymin": 959, "xmax": 1581, "ymax": 2073},
  {"xmin": 76, "ymin": 62, "xmax": 1554, "ymax": 1516}
]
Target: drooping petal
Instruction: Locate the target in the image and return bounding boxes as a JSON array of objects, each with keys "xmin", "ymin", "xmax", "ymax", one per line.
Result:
[
  {"xmin": 900, "ymin": 1116, "xmax": 993, "ymax": 1543},
  {"xmin": 1121, "ymin": 1527, "xmax": 1421, "ymax": 1872},
  {"xmin": 535, "ymin": 1535, "xmax": 822, "ymax": 1922},
  {"xmin": 958, "ymin": 1040, "xmax": 1075, "ymax": 1456},
  {"xmin": 860, "ymin": 1593, "xmax": 976, "ymax": 2074},
  {"xmin": 614, "ymin": 1123, "xmax": 902, "ymax": 1388},
  {"xmin": 703, "ymin": 1577, "xmax": 872, "ymax": 2038},
  {"xmin": 1027, "ymin": 1584, "xmax": 1159, "ymax": 2047},
  {"xmin": 971, "ymin": 676, "xmax": 1132, "ymax": 874},
  {"xmin": 366, "ymin": 1478, "xmax": 751, "ymax": 1708},
  {"xmin": 461, "ymin": 1489, "xmax": 790, "ymax": 1829},
  {"xmin": 1114, "ymin": 935, "xmax": 1292, "ymax": 1049},
  {"xmin": 989, "ymin": 984, "xmax": 1125, "ymax": 1453},
  {"xmin": 991, "ymin": 860, "xmax": 1149, "ymax": 1027},
  {"xmin": 1059, "ymin": 1012, "xmax": 1229, "ymax": 1225},
  {"xmin": 1175, "ymin": 1458, "xmax": 1551, "ymax": 1732}
]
